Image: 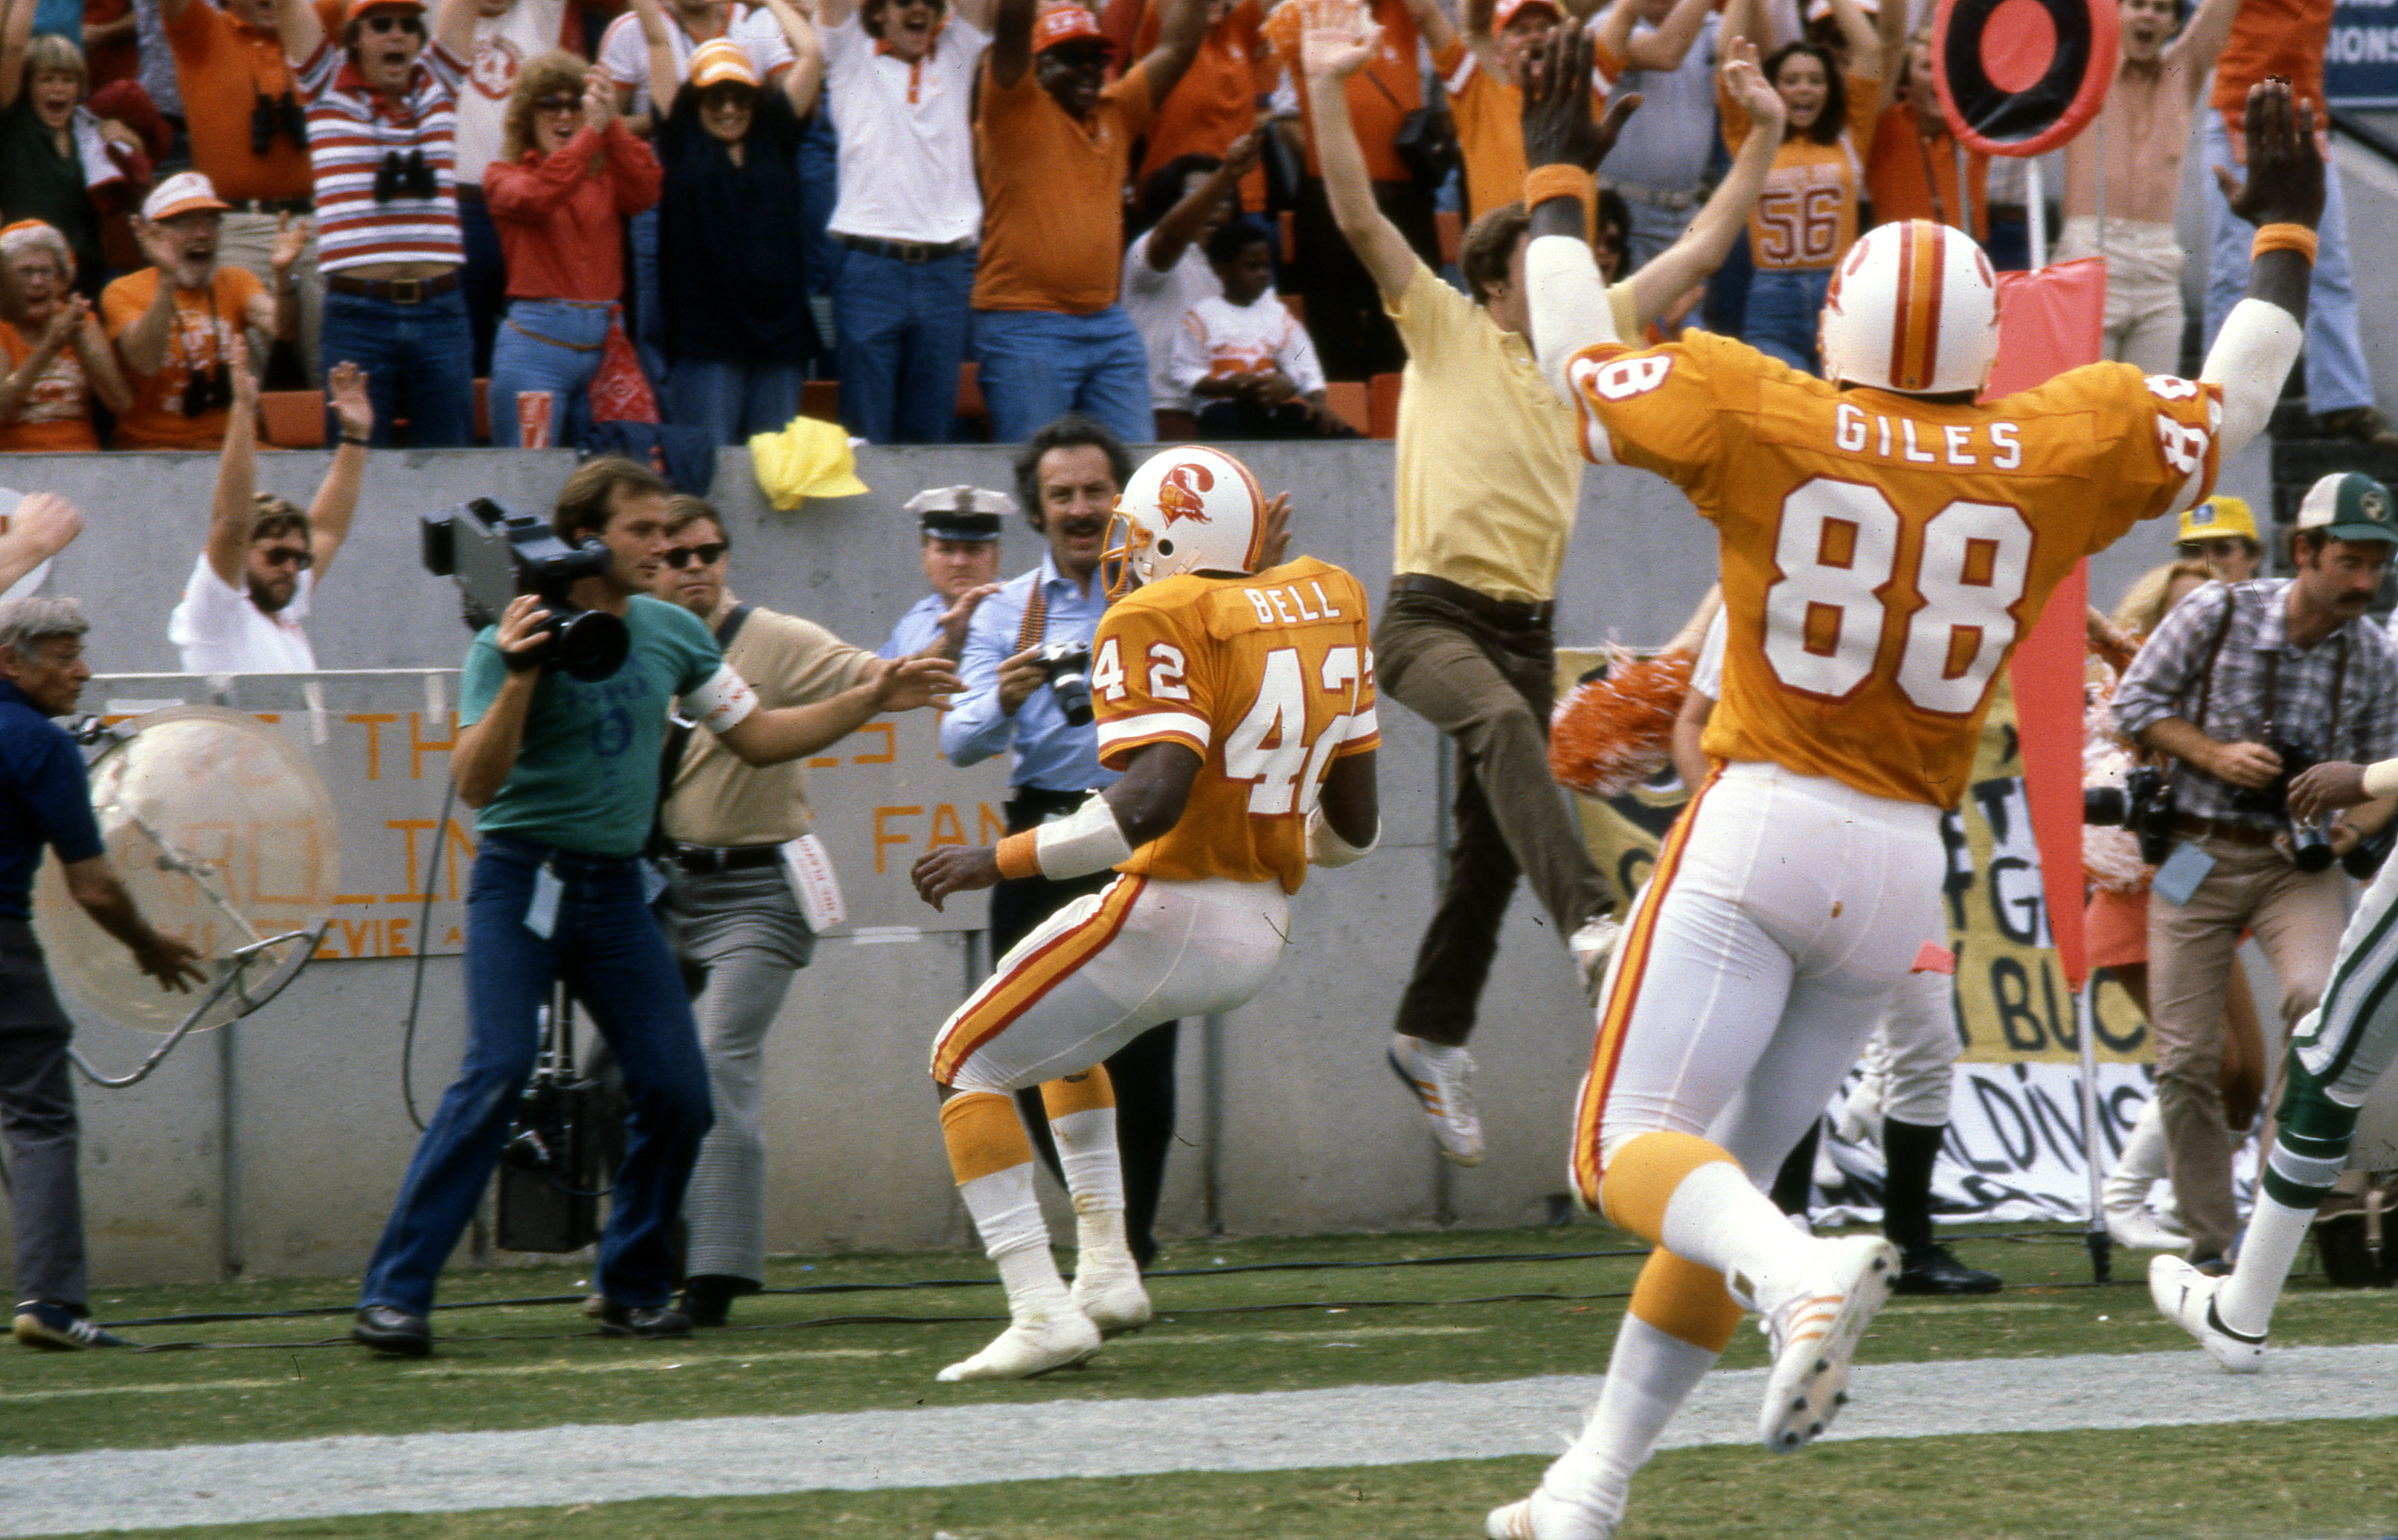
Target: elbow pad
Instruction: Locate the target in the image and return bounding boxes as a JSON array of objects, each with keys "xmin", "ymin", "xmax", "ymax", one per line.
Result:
[
  {"xmin": 2200, "ymin": 298, "xmax": 2303, "ymax": 463},
  {"xmin": 1527, "ymin": 232, "xmax": 1619, "ymax": 403},
  {"xmin": 1306, "ymin": 803, "xmax": 1378, "ymax": 868},
  {"xmin": 1032, "ymin": 792, "xmax": 1136, "ymax": 880}
]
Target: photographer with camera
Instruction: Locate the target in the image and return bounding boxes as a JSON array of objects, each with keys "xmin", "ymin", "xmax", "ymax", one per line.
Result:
[
  {"xmin": 2110, "ymin": 470, "xmax": 2398, "ymax": 1274},
  {"xmin": 352, "ymin": 457, "xmax": 959, "ymax": 1357}
]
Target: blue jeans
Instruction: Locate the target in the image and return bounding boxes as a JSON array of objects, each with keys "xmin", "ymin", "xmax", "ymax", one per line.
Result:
[
  {"xmin": 834, "ymin": 244, "xmax": 974, "ymax": 444},
  {"xmin": 357, "ymin": 836, "xmax": 714, "ymax": 1317},
  {"xmin": 973, "ymin": 304, "xmax": 1151, "ymax": 445},
  {"xmin": 628, "ymin": 206, "xmax": 666, "ymax": 386},
  {"xmin": 2202, "ymin": 109, "xmax": 2370, "ymax": 414},
  {"xmin": 487, "ymin": 300, "xmax": 610, "ymax": 448},
  {"xmin": 319, "ymin": 286, "xmax": 476, "ymax": 448},
  {"xmin": 798, "ymin": 115, "xmax": 842, "ymax": 300},
  {"xmin": 668, "ymin": 355, "xmax": 807, "ymax": 446},
  {"xmin": 1744, "ymin": 267, "xmax": 1832, "ymax": 376}
]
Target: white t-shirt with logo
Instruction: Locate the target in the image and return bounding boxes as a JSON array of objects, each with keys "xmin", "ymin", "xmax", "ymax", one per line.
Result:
[
  {"xmin": 454, "ymin": 0, "xmax": 573, "ymax": 187},
  {"xmin": 821, "ymin": 12, "xmax": 984, "ymax": 245},
  {"xmin": 168, "ymin": 555, "xmax": 317, "ymax": 674}
]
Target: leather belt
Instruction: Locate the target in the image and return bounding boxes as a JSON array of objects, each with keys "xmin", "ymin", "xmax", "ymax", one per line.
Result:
[
  {"xmin": 326, "ymin": 271, "xmax": 462, "ymax": 303},
  {"xmin": 1390, "ymin": 573, "xmax": 1555, "ymax": 630},
  {"xmin": 1609, "ymin": 180, "xmax": 1697, "ymax": 211},
  {"xmin": 2171, "ymin": 813, "xmax": 2279, "ymax": 848},
  {"xmin": 668, "ymin": 842, "xmax": 785, "ymax": 873},
  {"xmin": 834, "ymin": 232, "xmax": 975, "ymax": 263},
  {"xmin": 222, "ymin": 196, "xmax": 313, "ymax": 215}
]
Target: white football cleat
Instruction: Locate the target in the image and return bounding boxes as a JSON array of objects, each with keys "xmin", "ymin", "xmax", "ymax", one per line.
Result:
[
  {"xmin": 1754, "ymin": 1235, "xmax": 1899, "ymax": 1453},
  {"xmin": 2149, "ymin": 1254, "xmax": 2265, "ymax": 1372},
  {"xmin": 1387, "ymin": 1034, "xmax": 1484, "ymax": 1167},
  {"xmin": 1485, "ymin": 1487, "xmax": 1617, "ymax": 1540},
  {"xmin": 1069, "ymin": 1261, "xmax": 1152, "ymax": 1338},
  {"xmin": 935, "ymin": 1305, "xmax": 1102, "ymax": 1382},
  {"xmin": 1568, "ymin": 915, "xmax": 1624, "ymax": 1003}
]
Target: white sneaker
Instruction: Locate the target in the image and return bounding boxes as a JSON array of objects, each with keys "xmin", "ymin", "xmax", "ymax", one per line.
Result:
[
  {"xmin": 935, "ymin": 1304, "xmax": 1103, "ymax": 1382},
  {"xmin": 1568, "ymin": 915, "xmax": 1624, "ymax": 1003},
  {"xmin": 2148, "ymin": 1255, "xmax": 2265, "ymax": 1372},
  {"xmin": 1485, "ymin": 1487, "xmax": 1617, "ymax": 1540},
  {"xmin": 1388, "ymin": 1034, "xmax": 1484, "ymax": 1167},
  {"xmin": 1754, "ymin": 1235, "xmax": 1900, "ymax": 1452},
  {"xmin": 1070, "ymin": 1261, "xmax": 1152, "ymax": 1337}
]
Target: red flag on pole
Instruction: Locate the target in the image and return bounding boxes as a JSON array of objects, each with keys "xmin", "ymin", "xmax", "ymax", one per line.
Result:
[{"xmin": 1993, "ymin": 257, "xmax": 2107, "ymax": 991}]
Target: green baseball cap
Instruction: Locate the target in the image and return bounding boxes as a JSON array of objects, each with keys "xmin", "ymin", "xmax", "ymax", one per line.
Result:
[{"xmin": 2296, "ymin": 472, "xmax": 2398, "ymax": 545}]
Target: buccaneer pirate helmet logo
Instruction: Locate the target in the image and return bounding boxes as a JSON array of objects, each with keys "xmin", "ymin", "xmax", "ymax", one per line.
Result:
[{"xmin": 1157, "ymin": 463, "xmax": 1216, "ymax": 526}]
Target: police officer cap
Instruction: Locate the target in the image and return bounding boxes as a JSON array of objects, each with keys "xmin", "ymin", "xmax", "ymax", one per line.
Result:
[{"xmin": 905, "ymin": 485, "xmax": 1011, "ymax": 541}]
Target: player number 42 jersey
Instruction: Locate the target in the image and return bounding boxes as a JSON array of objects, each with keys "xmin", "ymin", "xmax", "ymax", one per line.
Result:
[
  {"xmin": 1567, "ymin": 331, "xmax": 2222, "ymax": 809},
  {"xmin": 1090, "ymin": 556, "xmax": 1380, "ymax": 892}
]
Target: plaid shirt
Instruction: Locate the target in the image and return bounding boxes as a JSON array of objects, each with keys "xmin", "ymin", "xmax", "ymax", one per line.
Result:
[{"xmin": 2113, "ymin": 579, "xmax": 2398, "ymax": 827}]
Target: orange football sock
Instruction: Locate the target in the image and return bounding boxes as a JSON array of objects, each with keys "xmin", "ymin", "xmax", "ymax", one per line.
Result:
[
  {"xmin": 939, "ymin": 1091, "xmax": 1036, "ymax": 1185},
  {"xmin": 1039, "ymin": 1066, "xmax": 1117, "ymax": 1119},
  {"xmin": 1597, "ymin": 1129, "xmax": 1741, "ymax": 1244},
  {"xmin": 1626, "ymin": 1246, "xmax": 1742, "ymax": 1353}
]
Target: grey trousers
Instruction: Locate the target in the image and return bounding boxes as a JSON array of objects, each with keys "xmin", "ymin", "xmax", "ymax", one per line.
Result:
[
  {"xmin": 663, "ymin": 865, "xmax": 815, "ymax": 1286},
  {"xmin": 1, "ymin": 922, "xmax": 87, "ymax": 1309}
]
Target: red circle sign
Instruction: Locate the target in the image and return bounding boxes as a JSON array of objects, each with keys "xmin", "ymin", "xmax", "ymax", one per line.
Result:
[{"xmin": 1933, "ymin": 0, "xmax": 2118, "ymax": 158}]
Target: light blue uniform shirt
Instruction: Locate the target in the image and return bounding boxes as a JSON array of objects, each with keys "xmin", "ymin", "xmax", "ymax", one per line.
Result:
[
  {"xmin": 939, "ymin": 552, "xmax": 1119, "ymax": 793},
  {"xmin": 876, "ymin": 591, "xmax": 948, "ymax": 660}
]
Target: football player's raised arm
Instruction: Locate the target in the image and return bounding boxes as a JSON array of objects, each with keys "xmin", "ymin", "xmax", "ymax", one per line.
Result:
[
  {"xmin": 2201, "ymin": 78, "xmax": 2322, "ymax": 462},
  {"xmin": 1522, "ymin": 19, "xmax": 1637, "ymax": 397}
]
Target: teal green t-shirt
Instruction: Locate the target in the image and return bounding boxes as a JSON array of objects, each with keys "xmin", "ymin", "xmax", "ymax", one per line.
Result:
[{"xmin": 458, "ymin": 594, "xmax": 724, "ymax": 857}]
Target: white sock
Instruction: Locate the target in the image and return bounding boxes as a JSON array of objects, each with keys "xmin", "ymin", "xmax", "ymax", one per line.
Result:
[
  {"xmin": 2104, "ymin": 1097, "xmax": 2170, "ymax": 1208},
  {"xmin": 958, "ymin": 1165, "xmax": 1070, "ymax": 1315},
  {"xmin": 2215, "ymin": 1192, "xmax": 2313, "ymax": 1340},
  {"xmin": 1545, "ymin": 1315, "xmax": 1718, "ymax": 1514},
  {"xmin": 1050, "ymin": 1108, "xmax": 1132, "ymax": 1257},
  {"xmin": 1656, "ymin": 1159, "xmax": 1809, "ymax": 1307}
]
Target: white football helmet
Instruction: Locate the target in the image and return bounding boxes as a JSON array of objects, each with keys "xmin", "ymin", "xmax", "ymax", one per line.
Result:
[
  {"xmin": 1106, "ymin": 445, "xmax": 1271, "ymax": 595},
  {"xmin": 1818, "ymin": 219, "xmax": 2001, "ymax": 397}
]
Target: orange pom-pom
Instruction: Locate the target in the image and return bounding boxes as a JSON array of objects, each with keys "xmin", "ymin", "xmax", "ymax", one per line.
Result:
[{"xmin": 1550, "ymin": 647, "xmax": 1693, "ymax": 798}]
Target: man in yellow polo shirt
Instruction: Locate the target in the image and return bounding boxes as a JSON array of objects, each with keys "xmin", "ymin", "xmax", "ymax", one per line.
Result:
[{"xmin": 1302, "ymin": 0, "xmax": 1781, "ymax": 1165}]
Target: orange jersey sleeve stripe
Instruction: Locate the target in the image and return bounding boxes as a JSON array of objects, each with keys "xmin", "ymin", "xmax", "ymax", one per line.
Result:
[
  {"xmin": 1568, "ymin": 773, "xmax": 1715, "ymax": 1208},
  {"xmin": 931, "ymin": 876, "xmax": 1148, "ymax": 1085}
]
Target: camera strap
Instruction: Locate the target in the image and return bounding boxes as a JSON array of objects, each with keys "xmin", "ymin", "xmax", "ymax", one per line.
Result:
[
  {"xmin": 1015, "ymin": 585, "xmax": 1048, "ymax": 654},
  {"xmin": 646, "ymin": 602, "xmax": 755, "ymax": 859},
  {"xmin": 2257, "ymin": 632, "xmax": 2346, "ymax": 754}
]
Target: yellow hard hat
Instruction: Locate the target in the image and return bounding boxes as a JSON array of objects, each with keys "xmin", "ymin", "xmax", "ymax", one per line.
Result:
[{"xmin": 2178, "ymin": 495, "xmax": 2258, "ymax": 545}]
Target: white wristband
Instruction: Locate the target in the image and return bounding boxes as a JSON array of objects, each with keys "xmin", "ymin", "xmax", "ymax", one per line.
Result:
[
  {"xmin": 1306, "ymin": 803, "xmax": 1377, "ymax": 868},
  {"xmin": 684, "ymin": 663, "xmax": 758, "ymax": 733},
  {"xmin": 1034, "ymin": 793, "xmax": 1136, "ymax": 880},
  {"xmin": 2361, "ymin": 758, "xmax": 2398, "ymax": 800}
]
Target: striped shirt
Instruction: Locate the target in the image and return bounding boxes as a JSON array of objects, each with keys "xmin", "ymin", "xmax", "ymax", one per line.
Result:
[{"xmin": 296, "ymin": 40, "xmax": 468, "ymax": 274}]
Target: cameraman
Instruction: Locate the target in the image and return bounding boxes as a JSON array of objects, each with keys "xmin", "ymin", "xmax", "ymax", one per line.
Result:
[
  {"xmin": 353, "ymin": 457, "xmax": 956, "ymax": 1357},
  {"xmin": 938, "ymin": 414, "xmax": 1171, "ymax": 1267},
  {"xmin": 2111, "ymin": 471, "xmax": 2398, "ymax": 1273}
]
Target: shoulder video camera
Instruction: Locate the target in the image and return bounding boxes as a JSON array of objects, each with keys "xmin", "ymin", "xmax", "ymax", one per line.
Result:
[{"xmin": 420, "ymin": 497, "xmax": 629, "ymax": 680}]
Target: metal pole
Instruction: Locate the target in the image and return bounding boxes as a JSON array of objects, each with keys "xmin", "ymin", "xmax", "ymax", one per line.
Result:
[
  {"xmin": 2074, "ymin": 978, "xmax": 2112, "ymax": 1284},
  {"xmin": 2026, "ymin": 154, "xmax": 2049, "ymax": 271}
]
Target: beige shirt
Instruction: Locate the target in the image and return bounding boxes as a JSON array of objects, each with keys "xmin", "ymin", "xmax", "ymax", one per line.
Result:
[
  {"xmin": 1387, "ymin": 262, "xmax": 1639, "ymax": 604},
  {"xmin": 660, "ymin": 591, "xmax": 881, "ymax": 848}
]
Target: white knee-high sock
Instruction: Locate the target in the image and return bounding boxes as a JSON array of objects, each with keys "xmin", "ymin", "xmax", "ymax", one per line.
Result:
[
  {"xmin": 1543, "ymin": 1315, "xmax": 1719, "ymax": 1516},
  {"xmin": 1050, "ymin": 1107, "xmax": 1132, "ymax": 1259},
  {"xmin": 2215, "ymin": 1192, "xmax": 2313, "ymax": 1340},
  {"xmin": 957, "ymin": 1164, "xmax": 1071, "ymax": 1314},
  {"xmin": 1657, "ymin": 1159, "xmax": 1814, "ymax": 1306}
]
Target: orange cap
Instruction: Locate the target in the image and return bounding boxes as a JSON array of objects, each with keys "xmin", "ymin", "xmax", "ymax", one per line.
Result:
[
  {"xmin": 345, "ymin": 0, "xmax": 426, "ymax": 24},
  {"xmin": 688, "ymin": 38, "xmax": 761, "ymax": 89},
  {"xmin": 1492, "ymin": 0, "xmax": 1559, "ymax": 30},
  {"xmin": 1031, "ymin": 4, "xmax": 1111, "ymax": 53}
]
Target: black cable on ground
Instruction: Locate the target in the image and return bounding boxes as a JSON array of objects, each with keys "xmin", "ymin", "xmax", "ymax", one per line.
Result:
[{"xmin": 396, "ymin": 778, "xmax": 458, "ymax": 1133}]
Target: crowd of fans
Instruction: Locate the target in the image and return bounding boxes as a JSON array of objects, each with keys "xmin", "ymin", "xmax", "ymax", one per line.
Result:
[{"xmin": 0, "ymin": 0, "xmax": 2391, "ymax": 455}]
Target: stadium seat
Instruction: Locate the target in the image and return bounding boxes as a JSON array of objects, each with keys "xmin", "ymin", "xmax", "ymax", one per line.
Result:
[
  {"xmin": 802, "ymin": 378, "xmax": 841, "ymax": 424},
  {"xmin": 1282, "ymin": 293, "xmax": 1307, "ymax": 328},
  {"xmin": 955, "ymin": 361, "xmax": 988, "ymax": 439},
  {"xmin": 1436, "ymin": 210, "xmax": 1461, "ymax": 269},
  {"xmin": 1153, "ymin": 408, "xmax": 1199, "ymax": 440},
  {"xmin": 257, "ymin": 389, "xmax": 324, "ymax": 448},
  {"xmin": 473, "ymin": 377, "xmax": 489, "ymax": 445},
  {"xmin": 1367, "ymin": 372, "xmax": 1402, "ymax": 439},
  {"xmin": 1279, "ymin": 209, "xmax": 1295, "ymax": 264},
  {"xmin": 1324, "ymin": 381, "xmax": 1370, "ymax": 436}
]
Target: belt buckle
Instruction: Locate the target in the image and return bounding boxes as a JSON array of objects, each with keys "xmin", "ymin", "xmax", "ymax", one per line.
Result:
[{"xmin": 388, "ymin": 277, "xmax": 424, "ymax": 304}]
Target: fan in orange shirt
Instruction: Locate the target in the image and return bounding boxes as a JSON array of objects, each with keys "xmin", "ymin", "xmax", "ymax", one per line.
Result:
[{"xmin": 912, "ymin": 445, "xmax": 1379, "ymax": 1384}]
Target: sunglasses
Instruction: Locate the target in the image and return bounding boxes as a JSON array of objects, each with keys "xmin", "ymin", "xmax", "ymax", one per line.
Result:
[
  {"xmin": 661, "ymin": 543, "xmax": 727, "ymax": 568},
  {"xmin": 362, "ymin": 13, "xmax": 425, "ymax": 35},
  {"xmin": 257, "ymin": 544, "xmax": 315, "ymax": 570},
  {"xmin": 533, "ymin": 93, "xmax": 581, "ymax": 113}
]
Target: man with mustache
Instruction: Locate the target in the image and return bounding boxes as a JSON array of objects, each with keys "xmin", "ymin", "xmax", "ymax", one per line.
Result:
[{"xmin": 2112, "ymin": 470, "xmax": 2398, "ymax": 1277}]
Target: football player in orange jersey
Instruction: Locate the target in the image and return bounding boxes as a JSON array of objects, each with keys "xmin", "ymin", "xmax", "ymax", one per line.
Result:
[
  {"xmin": 1467, "ymin": 21, "xmax": 2325, "ymax": 1536},
  {"xmin": 911, "ymin": 445, "xmax": 1381, "ymax": 1382}
]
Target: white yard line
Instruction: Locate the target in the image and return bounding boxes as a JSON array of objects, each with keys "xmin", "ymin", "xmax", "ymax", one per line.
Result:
[{"xmin": 2, "ymin": 1343, "xmax": 2393, "ymax": 1536}]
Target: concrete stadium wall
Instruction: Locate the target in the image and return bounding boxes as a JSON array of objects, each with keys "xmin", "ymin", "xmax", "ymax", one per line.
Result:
[{"xmin": 5, "ymin": 429, "xmax": 2269, "ymax": 1287}]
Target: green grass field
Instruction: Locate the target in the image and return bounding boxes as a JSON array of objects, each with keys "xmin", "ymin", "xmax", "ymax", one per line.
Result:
[{"xmin": 7, "ymin": 1225, "xmax": 2396, "ymax": 1540}]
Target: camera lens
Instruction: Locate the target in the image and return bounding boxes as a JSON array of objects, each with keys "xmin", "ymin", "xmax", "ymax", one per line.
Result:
[{"xmin": 548, "ymin": 608, "xmax": 630, "ymax": 681}]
